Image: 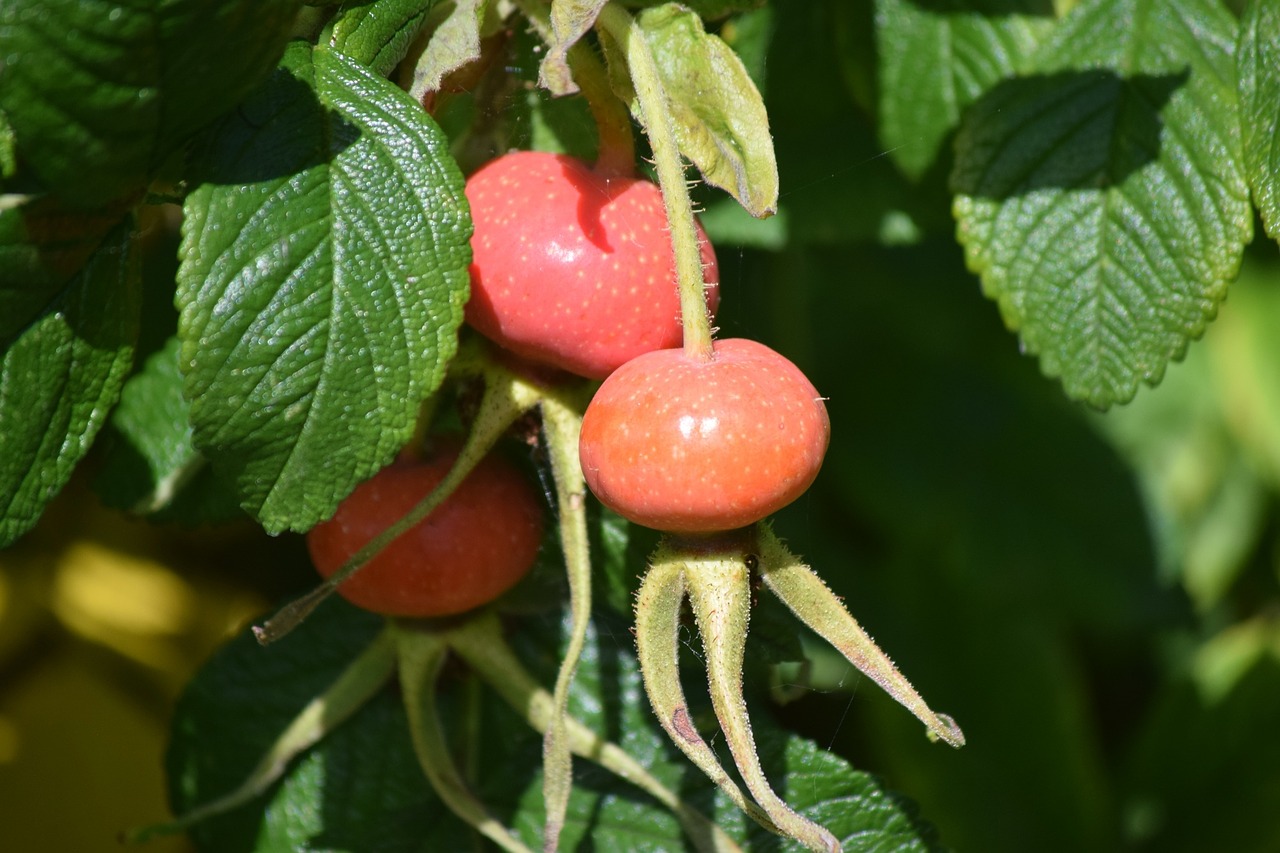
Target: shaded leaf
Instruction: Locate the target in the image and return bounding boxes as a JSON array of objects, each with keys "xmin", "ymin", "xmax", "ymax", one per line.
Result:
[
  {"xmin": 0, "ymin": 0, "xmax": 300, "ymax": 206},
  {"xmin": 0, "ymin": 219, "xmax": 139, "ymax": 546},
  {"xmin": 405, "ymin": 0, "xmax": 487, "ymax": 102},
  {"xmin": 875, "ymin": 0, "xmax": 1056, "ymax": 180},
  {"xmin": 94, "ymin": 337, "xmax": 243, "ymax": 525},
  {"xmin": 952, "ymin": 0, "xmax": 1251, "ymax": 407},
  {"xmin": 178, "ymin": 42, "xmax": 471, "ymax": 534}
]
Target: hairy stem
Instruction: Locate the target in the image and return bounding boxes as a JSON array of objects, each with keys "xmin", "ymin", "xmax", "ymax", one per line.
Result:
[
  {"xmin": 595, "ymin": 3, "xmax": 714, "ymax": 361},
  {"xmin": 253, "ymin": 357, "xmax": 544, "ymax": 645},
  {"xmin": 756, "ymin": 525, "xmax": 965, "ymax": 748},
  {"xmin": 537, "ymin": 388, "xmax": 594, "ymax": 852},
  {"xmin": 396, "ymin": 625, "xmax": 534, "ymax": 853},
  {"xmin": 445, "ymin": 613, "xmax": 742, "ymax": 853}
]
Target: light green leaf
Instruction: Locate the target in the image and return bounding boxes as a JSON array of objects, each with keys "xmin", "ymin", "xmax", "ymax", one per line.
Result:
[
  {"xmin": 608, "ymin": 3, "xmax": 779, "ymax": 217},
  {"xmin": 0, "ymin": 0, "xmax": 300, "ymax": 207},
  {"xmin": 0, "ymin": 219, "xmax": 139, "ymax": 546},
  {"xmin": 329, "ymin": 0, "xmax": 439, "ymax": 77},
  {"xmin": 405, "ymin": 0, "xmax": 487, "ymax": 103},
  {"xmin": 1238, "ymin": 0, "xmax": 1280, "ymax": 241},
  {"xmin": 178, "ymin": 42, "xmax": 471, "ymax": 534},
  {"xmin": 876, "ymin": 0, "xmax": 1056, "ymax": 180},
  {"xmin": 952, "ymin": 0, "xmax": 1251, "ymax": 408},
  {"xmin": 539, "ymin": 0, "xmax": 609, "ymax": 95}
]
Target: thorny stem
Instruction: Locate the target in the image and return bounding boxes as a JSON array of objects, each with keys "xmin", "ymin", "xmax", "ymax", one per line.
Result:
[
  {"xmin": 594, "ymin": 3, "xmax": 715, "ymax": 362},
  {"xmin": 396, "ymin": 625, "xmax": 535, "ymax": 853},
  {"xmin": 682, "ymin": 546, "xmax": 841, "ymax": 853},
  {"xmin": 536, "ymin": 388, "xmax": 595, "ymax": 853},
  {"xmin": 252, "ymin": 356, "xmax": 545, "ymax": 645},
  {"xmin": 445, "ymin": 613, "xmax": 743, "ymax": 853},
  {"xmin": 756, "ymin": 525, "xmax": 965, "ymax": 748},
  {"xmin": 125, "ymin": 629, "xmax": 397, "ymax": 842}
]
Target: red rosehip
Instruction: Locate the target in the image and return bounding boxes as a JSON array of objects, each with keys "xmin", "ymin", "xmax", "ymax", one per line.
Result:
[
  {"xmin": 578, "ymin": 339, "xmax": 830, "ymax": 534},
  {"xmin": 306, "ymin": 444, "xmax": 544, "ymax": 617},
  {"xmin": 464, "ymin": 150, "xmax": 720, "ymax": 379}
]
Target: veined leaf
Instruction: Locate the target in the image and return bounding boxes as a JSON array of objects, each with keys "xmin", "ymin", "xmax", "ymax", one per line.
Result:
[
  {"xmin": 178, "ymin": 41, "xmax": 471, "ymax": 534},
  {"xmin": 876, "ymin": 0, "xmax": 1056, "ymax": 180},
  {"xmin": 0, "ymin": 0, "xmax": 300, "ymax": 207},
  {"xmin": 953, "ymin": 0, "xmax": 1251, "ymax": 408},
  {"xmin": 329, "ymin": 0, "xmax": 438, "ymax": 77},
  {"xmin": 1238, "ymin": 0, "xmax": 1280, "ymax": 240},
  {"xmin": 605, "ymin": 3, "xmax": 778, "ymax": 217},
  {"xmin": 0, "ymin": 219, "xmax": 140, "ymax": 546}
]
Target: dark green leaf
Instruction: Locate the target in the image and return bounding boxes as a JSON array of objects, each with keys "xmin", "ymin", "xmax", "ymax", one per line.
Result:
[
  {"xmin": 1238, "ymin": 0, "xmax": 1280, "ymax": 240},
  {"xmin": 329, "ymin": 0, "xmax": 438, "ymax": 77},
  {"xmin": 178, "ymin": 41, "xmax": 471, "ymax": 534},
  {"xmin": 0, "ymin": 0, "xmax": 301, "ymax": 207},
  {"xmin": 93, "ymin": 336, "xmax": 243, "ymax": 525},
  {"xmin": 875, "ymin": 0, "xmax": 1055, "ymax": 180},
  {"xmin": 952, "ymin": 0, "xmax": 1251, "ymax": 407},
  {"xmin": 0, "ymin": 197, "xmax": 129, "ymax": 342},
  {"xmin": 0, "ymin": 219, "xmax": 140, "ymax": 546}
]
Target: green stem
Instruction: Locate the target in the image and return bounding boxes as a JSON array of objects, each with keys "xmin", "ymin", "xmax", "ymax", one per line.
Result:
[
  {"xmin": 682, "ymin": 547, "xmax": 840, "ymax": 853},
  {"xmin": 595, "ymin": 3, "xmax": 715, "ymax": 361},
  {"xmin": 756, "ymin": 525, "xmax": 965, "ymax": 748},
  {"xmin": 253, "ymin": 360, "xmax": 545, "ymax": 645},
  {"xmin": 125, "ymin": 628, "xmax": 397, "ymax": 843},
  {"xmin": 536, "ymin": 388, "xmax": 594, "ymax": 852},
  {"xmin": 445, "ymin": 614, "xmax": 743, "ymax": 853},
  {"xmin": 396, "ymin": 625, "xmax": 535, "ymax": 853}
]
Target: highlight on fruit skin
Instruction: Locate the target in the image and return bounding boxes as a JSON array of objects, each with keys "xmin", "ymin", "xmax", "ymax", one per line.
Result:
[
  {"xmin": 306, "ymin": 441, "xmax": 544, "ymax": 617},
  {"xmin": 464, "ymin": 150, "xmax": 720, "ymax": 380},
  {"xmin": 578, "ymin": 338, "xmax": 830, "ymax": 533}
]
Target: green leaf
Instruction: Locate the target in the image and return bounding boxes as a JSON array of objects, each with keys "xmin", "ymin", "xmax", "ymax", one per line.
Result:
[
  {"xmin": 93, "ymin": 337, "xmax": 243, "ymax": 525},
  {"xmin": 329, "ymin": 0, "xmax": 438, "ymax": 77},
  {"xmin": 0, "ymin": 0, "xmax": 301, "ymax": 207},
  {"xmin": 609, "ymin": 4, "xmax": 779, "ymax": 217},
  {"xmin": 169, "ymin": 592, "xmax": 943, "ymax": 851},
  {"xmin": 539, "ymin": 0, "xmax": 609, "ymax": 95},
  {"xmin": 0, "ymin": 197, "xmax": 129, "ymax": 342},
  {"xmin": 875, "ymin": 0, "xmax": 1056, "ymax": 180},
  {"xmin": 405, "ymin": 0, "xmax": 487, "ymax": 103},
  {"xmin": 619, "ymin": 0, "xmax": 765, "ymax": 17},
  {"xmin": 177, "ymin": 41, "xmax": 471, "ymax": 534},
  {"xmin": 952, "ymin": 0, "xmax": 1252, "ymax": 408},
  {"xmin": 0, "ymin": 219, "xmax": 139, "ymax": 546},
  {"xmin": 1238, "ymin": 0, "xmax": 1280, "ymax": 241}
]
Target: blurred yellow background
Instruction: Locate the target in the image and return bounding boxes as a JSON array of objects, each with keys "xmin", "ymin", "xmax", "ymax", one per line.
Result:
[{"xmin": 0, "ymin": 473, "xmax": 299, "ymax": 853}]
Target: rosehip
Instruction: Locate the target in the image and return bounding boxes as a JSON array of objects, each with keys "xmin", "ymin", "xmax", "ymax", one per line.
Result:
[
  {"xmin": 306, "ymin": 444, "xmax": 544, "ymax": 617},
  {"xmin": 579, "ymin": 339, "xmax": 830, "ymax": 533},
  {"xmin": 464, "ymin": 150, "xmax": 720, "ymax": 379}
]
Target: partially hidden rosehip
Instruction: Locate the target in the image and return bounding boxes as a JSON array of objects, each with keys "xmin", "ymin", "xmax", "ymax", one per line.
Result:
[
  {"xmin": 306, "ymin": 444, "xmax": 544, "ymax": 617},
  {"xmin": 579, "ymin": 338, "xmax": 830, "ymax": 534},
  {"xmin": 465, "ymin": 150, "xmax": 720, "ymax": 379}
]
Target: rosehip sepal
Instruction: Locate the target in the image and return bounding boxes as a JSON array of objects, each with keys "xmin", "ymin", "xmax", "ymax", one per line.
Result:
[{"xmin": 633, "ymin": 524, "xmax": 964, "ymax": 853}]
